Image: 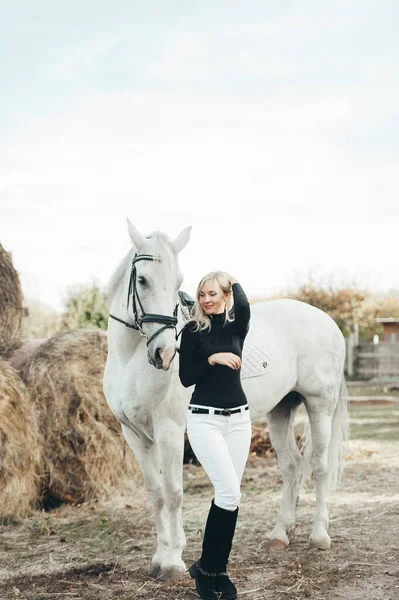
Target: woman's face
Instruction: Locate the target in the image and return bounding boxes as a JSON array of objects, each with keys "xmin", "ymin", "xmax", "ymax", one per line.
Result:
[{"xmin": 199, "ymin": 280, "xmax": 230, "ymax": 315}]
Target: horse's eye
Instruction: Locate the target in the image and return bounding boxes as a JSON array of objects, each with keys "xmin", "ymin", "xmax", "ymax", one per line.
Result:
[{"xmin": 138, "ymin": 277, "xmax": 147, "ymax": 286}]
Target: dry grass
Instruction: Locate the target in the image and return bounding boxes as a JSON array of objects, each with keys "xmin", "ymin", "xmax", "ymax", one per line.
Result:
[
  {"xmin": 0, "ymin": 438, "xmax": 398, "ymax": 600},
  {"xmin": 0, "ymin": 361, "xmax": 42, "ymax": 519},
  {"xmin": 20, "ymin": 329, "xmax": 140, "ymax": 506},
  {"xmin": 0, "ymin": 244, "xmax": 23, "ymax": 352},
  {"xmin": 0, "ymin": 402, "xmax": 398, "ymax": 600},
  {"xmin": 6, "ymin": 339, "xmax": 48, "ymax": 373}
]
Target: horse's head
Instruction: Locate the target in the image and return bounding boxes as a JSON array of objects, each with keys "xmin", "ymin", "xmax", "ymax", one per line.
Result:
[{"xmin": 125, "ymin": 219, "xmax": 191, "ymax": 370}]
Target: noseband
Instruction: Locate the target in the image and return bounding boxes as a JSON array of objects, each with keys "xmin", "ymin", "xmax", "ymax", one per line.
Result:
[{"xmin": 109, "ymin": 253, "xmax": 179, "ymax": 346}]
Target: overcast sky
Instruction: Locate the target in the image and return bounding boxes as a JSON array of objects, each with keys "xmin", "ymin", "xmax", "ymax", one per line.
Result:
[{"xmin": 1, "ymin": 1, "xmax": 398, "ymax": 310}]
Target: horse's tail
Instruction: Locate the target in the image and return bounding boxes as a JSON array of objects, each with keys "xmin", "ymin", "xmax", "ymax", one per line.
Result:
[
  {"xmin": 328, "ymin": 376, "xmax": 350, "ymax": 490},
  {"xmin": 299, "ymin": 375, "xmax": 349, "ymax": 491}
]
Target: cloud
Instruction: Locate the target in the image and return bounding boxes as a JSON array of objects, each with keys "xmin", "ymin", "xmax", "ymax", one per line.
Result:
[
  {"xmin": 1, "ymin": 87, "xmax": 397, "ymax": 227},
  {"xmin": 1, "ymin": 1, "xmax": 398, "ymax": 308}
]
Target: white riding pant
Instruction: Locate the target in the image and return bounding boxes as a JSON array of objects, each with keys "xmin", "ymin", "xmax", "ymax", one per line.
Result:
[{"xmin": 186, "ymin": 404, "xmax": 252, "ymax": 511}]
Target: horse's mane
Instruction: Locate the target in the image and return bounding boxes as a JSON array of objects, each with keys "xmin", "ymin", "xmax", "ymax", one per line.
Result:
[
  {"xmin": 106, "ymin": 249, "xmax": 133, "ymax": 307},
  {"xmin": 106, "ymin": 232, "xmax": 177, "ymax": 307}
]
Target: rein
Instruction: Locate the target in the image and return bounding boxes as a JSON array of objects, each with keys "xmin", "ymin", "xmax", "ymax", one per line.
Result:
[{"xmin": 109, "ymin": 253, "xmax": 188, "ymax": 346}]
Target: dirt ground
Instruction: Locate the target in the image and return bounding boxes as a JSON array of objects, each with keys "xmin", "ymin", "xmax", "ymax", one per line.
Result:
[{"xmin": 1, "ymin": 402, "xmax": 398, "ymax": 600}]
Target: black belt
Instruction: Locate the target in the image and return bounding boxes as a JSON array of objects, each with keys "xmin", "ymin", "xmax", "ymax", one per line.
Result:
[{"xmin": 189, "ymin": 405, "xmax": 249, "ymax": 417}]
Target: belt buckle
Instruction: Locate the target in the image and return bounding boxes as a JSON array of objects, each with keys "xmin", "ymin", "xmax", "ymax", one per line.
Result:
[{"xmin": 221, "ymin": 409, "xmax": 232, "ymax": 417}]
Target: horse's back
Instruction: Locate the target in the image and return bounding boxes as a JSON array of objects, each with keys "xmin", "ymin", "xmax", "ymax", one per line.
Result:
[
  {"xmin": 251, "ymin": 297, "xmax": 338, "ymax": 328},
  {"xmin": 243, "ymin": 299, "xmax": 345, "ymax": 413},
  {"xmin": 249, "ymin": 298, "xmax": 344, "ymax": 355}
]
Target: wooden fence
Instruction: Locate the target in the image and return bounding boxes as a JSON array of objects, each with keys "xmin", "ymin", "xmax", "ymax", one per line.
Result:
[{"xmin": 346, "ymin": 337, "xmax": 399, "ymax": 379}]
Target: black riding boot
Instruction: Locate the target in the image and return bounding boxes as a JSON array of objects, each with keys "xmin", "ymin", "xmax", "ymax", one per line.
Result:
[
  {"xmin": 189, "ymin": 500, "xmax": 240, "ymax": 600},
  {"xmin": 214, "ymin": 506, "xmax": 239, "ymax": 600},
  {"xmin": 189, "ymin": 500, "xmax": 220, "ymax": 600},
  {"xmin": 188, "ymin": 561, "xmax": 218, "ymax": 600}
]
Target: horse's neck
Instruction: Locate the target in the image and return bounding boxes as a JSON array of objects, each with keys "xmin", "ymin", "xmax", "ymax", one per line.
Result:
[{"xmin": 110, "ymin": 257, "xmax": 133, "ymax": 320}]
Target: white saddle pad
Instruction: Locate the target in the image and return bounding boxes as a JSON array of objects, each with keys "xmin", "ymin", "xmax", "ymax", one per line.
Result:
[
  {"xmin": 241, "ymin": 332, "xmax": 270, "ymax": 380},
  {"xmin": 176, "ymin": 312, "xmax": 270, "ymax": 380}
]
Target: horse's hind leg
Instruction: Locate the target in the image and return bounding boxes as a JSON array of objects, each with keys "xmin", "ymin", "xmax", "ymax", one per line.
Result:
[
  {"xmin": 303, "ymin": 395, "xmax": 334, "ymax": 550},
  {"xmin": 266, "ymin": 393, "xmax": 302, "ymax": 547}
]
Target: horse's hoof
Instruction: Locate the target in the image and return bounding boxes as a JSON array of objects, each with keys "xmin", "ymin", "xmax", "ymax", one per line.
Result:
[
  {"xmin": 266, "ymin": 529, "xmax": 290, "ymax": 548},
  {"xmin": 309, "ymin": 534, "xmax": 331, "ymax": 550},
  {"xmin": 156, "ymin": 564, "xmax": 186, "ymax": 581},
  {"xmin": 268, "ymin": 537, "xmax": 289, "ymax": 549},
  {"xmin": 148, "ymin": 562, "xmax": 162, "ymax": 579}
]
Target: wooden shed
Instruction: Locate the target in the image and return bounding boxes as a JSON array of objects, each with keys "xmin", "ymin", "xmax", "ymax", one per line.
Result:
[{"xmin": 375, "ymin": 317, "xmax": 399, "ymax": 343}]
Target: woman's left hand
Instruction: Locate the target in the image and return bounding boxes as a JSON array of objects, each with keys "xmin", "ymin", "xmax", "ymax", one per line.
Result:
[{"xmin": 227, "ymin": 273, "xmax": 238, "ymax": 285}]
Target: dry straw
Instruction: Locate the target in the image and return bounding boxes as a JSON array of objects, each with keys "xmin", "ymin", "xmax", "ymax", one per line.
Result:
[
  {"xmin": 0, "ymin": 361, "xmax": 42, "ymax": 519},
  {"xmin": 0, "ymin": 244, "xmax": 23, "ymax": 353},
  {"xmin": 21, "ymin": 329, "xmax": 139, "ymax": 505},
  {"xmin": 7, "ymin": 339, "xmax": 48, "ymax": 373}
]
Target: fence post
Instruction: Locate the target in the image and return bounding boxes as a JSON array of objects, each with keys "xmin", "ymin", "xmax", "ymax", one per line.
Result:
[
  {"xmin": 353, "ymin": 322, "xmax": 359, "ymax": 347},
  {"xmin": 346, "ymin": 333, "xmax": 355, "ymax": 378}
]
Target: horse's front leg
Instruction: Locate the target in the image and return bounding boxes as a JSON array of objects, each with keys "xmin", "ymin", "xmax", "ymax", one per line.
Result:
[
  {"xmin": 155, "ymin": 418, "xmax": 186, "ymax": 578},
  {"xmin": 122, "ymin": 424, "xmax": 185, "ymax": 580}
]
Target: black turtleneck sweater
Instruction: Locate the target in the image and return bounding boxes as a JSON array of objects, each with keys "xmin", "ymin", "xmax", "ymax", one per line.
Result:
[{"xmin": 178, "ymin": 283, "xmax": 250, "ymax": 409}]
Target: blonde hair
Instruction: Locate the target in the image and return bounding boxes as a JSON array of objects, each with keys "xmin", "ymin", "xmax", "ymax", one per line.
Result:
[{"xmin": 191, "ymin": 271, "xmax": 233, "ymax": 332}]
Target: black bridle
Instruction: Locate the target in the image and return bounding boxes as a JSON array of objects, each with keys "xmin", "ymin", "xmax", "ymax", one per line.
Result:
[{"xmin": 109, "ymin": 253, "xmax": 180, "ymax": 346}]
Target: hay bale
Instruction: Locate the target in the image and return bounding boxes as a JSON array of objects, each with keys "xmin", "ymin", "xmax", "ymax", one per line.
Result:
[
  {"xmin": 21, "ymin": 329, "xmax": 139, "ymax": 505},
  {"xmin": 7, "ymin": 339, "xmax": 48, "ymax": 373},
  {"xmin": 0, "ymin": 244, "xmax": 23, "ymax": 352},
  {"xmin": 0, "ymin": 361, "xmax": 42, "ymax": 519},
  {"xmin": 250, "ymin": 424, "xmax": 276, "ymax": 457}
]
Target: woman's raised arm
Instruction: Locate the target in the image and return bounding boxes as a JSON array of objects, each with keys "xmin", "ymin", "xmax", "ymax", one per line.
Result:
[{"xmin": 231, "ymin": 282, "xmax": 250, "ymax": 339}]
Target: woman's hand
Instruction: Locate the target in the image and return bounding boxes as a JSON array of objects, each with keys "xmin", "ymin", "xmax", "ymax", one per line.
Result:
[
  {"xmin": 226, "ymin": 273, "xmax": 238, "ymax": 285},
  {"xmin": 208, "ymin": 352, "xmax": 241, "ymax": 369}
]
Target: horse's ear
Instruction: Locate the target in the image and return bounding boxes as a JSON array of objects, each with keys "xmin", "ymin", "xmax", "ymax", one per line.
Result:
[
  {"xmin": 172, "ymin": 226, "xmax": 192, "ymax": 254},
  {"xmin": 127, "ymin": 218, "xmax": 146, "ymax": 251}
]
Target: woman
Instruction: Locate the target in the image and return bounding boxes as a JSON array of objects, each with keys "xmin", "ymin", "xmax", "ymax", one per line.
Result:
[{"xmin": 179, "ymin": 271, "xmax": 251, "ymax": 600}]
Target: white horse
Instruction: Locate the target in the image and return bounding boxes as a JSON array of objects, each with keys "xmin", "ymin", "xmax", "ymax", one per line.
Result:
[{"xmin": 103, "ymin": 220, "xmax": 348, "ymax": 580}]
